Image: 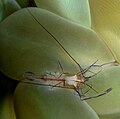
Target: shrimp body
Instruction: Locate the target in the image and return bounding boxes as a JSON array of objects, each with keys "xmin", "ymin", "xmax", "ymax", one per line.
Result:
[{"xmin": 65, "ymin": 74, "xmax": 84, "ymax": 88}]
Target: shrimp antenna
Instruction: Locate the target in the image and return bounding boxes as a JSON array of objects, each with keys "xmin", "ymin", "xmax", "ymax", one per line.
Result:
[{"xmin": 27, "ymin": 9, "xmax": 83, "ymax": 72}]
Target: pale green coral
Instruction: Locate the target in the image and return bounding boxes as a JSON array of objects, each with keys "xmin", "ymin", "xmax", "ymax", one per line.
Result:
[{"xmin": 0, "ymin": 0, "xmax": 120, "ymax": 119}]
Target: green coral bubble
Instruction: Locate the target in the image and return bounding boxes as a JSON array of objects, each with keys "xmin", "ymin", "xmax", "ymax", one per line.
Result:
[
  {"xmin": 89, "ymin": 0, "xmax": 120, "ymax": 63},
  {"xmin": 0, "ymin": 8, "xmax": 113, "ymax": 80},
  {"xmin": 14, "ymin": 82, "xmax": 99, "ymax": 119},
  {"xmin": 0, "ymin": 0, "xmax": 20, "ymax": 21},
  {"xmin": 35, "ymin": 0, "xmax": 91, "ymax": 27},
  {"xmin": 86, "ymin": 65, "xmax": 120, "ymax": 116}
]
